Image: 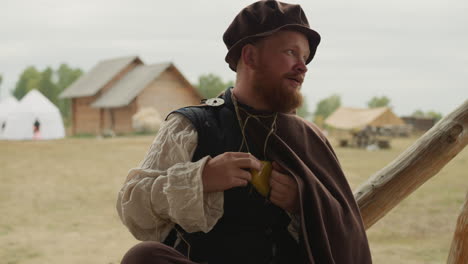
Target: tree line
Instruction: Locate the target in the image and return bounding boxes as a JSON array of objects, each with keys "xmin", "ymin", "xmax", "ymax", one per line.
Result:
[
  {"xmin": 313, "ymin": 94, "xmax": 443, "ymax": 126},
  {"xmin": 0, "ymin": 68, "xmax": 442, "ymax": 126},
  {"xmin": 194, "ymin": 74, "xmax": 443, "ymax": 123}
]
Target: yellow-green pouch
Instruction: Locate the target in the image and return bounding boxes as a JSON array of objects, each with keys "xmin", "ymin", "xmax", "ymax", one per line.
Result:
[{"xmin": 250, "ymin": 161, "xmax": 272, "ymax": 197}]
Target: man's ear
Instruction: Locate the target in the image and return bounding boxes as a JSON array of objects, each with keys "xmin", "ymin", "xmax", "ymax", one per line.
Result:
[{"xmin": 240, "ymin": 44, "xmax": 258, "ymax": 69}]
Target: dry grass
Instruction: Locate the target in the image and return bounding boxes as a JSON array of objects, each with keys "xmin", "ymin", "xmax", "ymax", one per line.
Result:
[{"xmin": 0, "ymin": 135, "xmax": 466, "ymax": 263}]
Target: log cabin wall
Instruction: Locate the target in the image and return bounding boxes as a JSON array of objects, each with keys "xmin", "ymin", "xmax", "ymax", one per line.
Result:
[
  {"xmin": 71, "ymin": 60, "xmax": 142, "ymax": 135},
  {"xmin": 101, "ymin": 109, "xmax": 112, "ymax": 131},
  {"xmin": 98, "ymin": 103, "xmax": 137, "ymax": 134},
  {"xmin": 112, "ymin": 100, "xmax": 138, "ymax": 134},
  {"xmin": 74, "ymin": 95, "xmax": 101, "ymax": 135}
]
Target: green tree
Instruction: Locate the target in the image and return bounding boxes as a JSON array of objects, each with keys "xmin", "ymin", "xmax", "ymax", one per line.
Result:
[
  {"xmin": 426, "ymin": 111, "xmax": 443, "ymax": 122},
  {"xmin": 38, "ymin": 67, "xmax": 58, "ymax": 105},
  {"xmin": 411, "ymin": 109, "xmax": 425, "ymax": 118},
  {"xmin": 196, "ymin": 73, "xmax": 234, "ymax": 99},
  {"xmin": 314, "ymin": 94, "xmax": 341, "ymax": 120},
  {"xmin": 367, "ymin": 96, "xmax": 391, "ymax": 108},
  {"xmin": 55, "ymin": 64, "xmax": 83, "ymax": 122},
  {"xmin": 13, "ymin": 66, "xmax": 41, "ymax": 100},
  {"xmin": 56, "ymin": 63, "xmax": 83, "ymax": 92},
  {"xmin": 411, "ymin": 109, "xmax": 443, "ymax": 122},
  {"xmin": 296, "ymin": 97, "xmax": 311, "ymax": 119}
]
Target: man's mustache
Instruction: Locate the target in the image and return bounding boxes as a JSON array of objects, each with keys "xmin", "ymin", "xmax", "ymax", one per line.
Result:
[{"xmin": 284, "ymin": 74, "xmax": 304, "ymax": 85}]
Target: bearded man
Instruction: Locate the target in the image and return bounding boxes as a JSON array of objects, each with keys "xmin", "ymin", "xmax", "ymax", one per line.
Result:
[{"xmin": 117, "ymin": 1, "xmax": 372, "ymax": 263}]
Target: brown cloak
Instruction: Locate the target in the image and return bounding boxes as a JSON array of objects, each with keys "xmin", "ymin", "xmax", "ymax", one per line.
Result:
[{"xmin": 239, "ymin": 110, "xmax": 373, "ymax": 264}]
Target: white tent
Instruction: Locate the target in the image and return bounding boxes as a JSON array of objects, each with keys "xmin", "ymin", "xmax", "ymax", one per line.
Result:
[
  {"xmin": 1, "ymin": 90, "xmax": 65, "ymax": 140},
  {"xmin": 0, "ymin": 96, "xmax": 19, "ymax": 137}
]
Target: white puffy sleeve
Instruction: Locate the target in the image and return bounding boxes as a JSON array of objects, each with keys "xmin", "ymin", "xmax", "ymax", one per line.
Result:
[{"xmin": 116, "ymin": 113, "xmax": 224, "ymax": 242}]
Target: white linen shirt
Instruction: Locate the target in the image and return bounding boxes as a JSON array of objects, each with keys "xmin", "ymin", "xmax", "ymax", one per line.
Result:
[
  {"xmin": 116, "ymin": 113, "xmax": 299, "ymax": 242},
  {"xmin": 116, "ymin": 113, "xmax": 223, "ymax": 242}
]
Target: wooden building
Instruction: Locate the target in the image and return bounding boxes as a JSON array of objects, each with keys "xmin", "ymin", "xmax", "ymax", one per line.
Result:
[
  {"xmin": 60, "ymin": 56, "xmax": 201, "ymax": 135},
  {"xmin": 401, "ymin": 116, "xmax": 436, "ymax": 132}
]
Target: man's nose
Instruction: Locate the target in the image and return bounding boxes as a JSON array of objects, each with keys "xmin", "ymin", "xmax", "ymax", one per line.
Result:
[{"xmin": 294, "ymin": 59, "xmax": 308, "ymax": 74}]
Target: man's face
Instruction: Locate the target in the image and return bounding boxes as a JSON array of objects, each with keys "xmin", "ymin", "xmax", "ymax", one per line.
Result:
[{"xmin": 251, "ymin": 30, "xmax": 310, "ymax": 113}]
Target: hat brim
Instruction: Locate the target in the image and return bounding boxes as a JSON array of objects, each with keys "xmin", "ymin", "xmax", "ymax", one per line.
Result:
[{"xmin": 225, "ymin": 24, "xmax": 321, "ymax": 72}]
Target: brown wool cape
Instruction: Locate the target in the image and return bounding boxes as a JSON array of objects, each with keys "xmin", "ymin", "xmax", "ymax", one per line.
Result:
[{"xmin": 237, "ymin": 108, "xmax": 373, "ymax": 264}]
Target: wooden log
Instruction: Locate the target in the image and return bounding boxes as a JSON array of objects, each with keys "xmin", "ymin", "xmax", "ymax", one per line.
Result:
[
  {"xmin": 354, "ymin": 100, "xmax": 468, "ymax": 229},
  {"xmin": 447, "ymin": 192, "xmax": 468, "ymax": 264}
]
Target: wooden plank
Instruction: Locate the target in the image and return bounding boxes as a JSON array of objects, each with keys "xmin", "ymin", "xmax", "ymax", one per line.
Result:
[
  {"xmin": 74, "ymin": 96, "xmax": 101, "ymax": 134},
  {"xmin": 447, "ymin": 192, "xmax": 468, "ymax": 264},
  {"xmin": 72, "ymin": 98, "xmax": 76, "ymax": 135},
  {"xmin": 354, "ymin": 100, "xmax": 468, "ymax": 229}
]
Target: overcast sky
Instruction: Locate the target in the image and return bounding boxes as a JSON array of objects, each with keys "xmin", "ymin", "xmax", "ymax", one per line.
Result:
[{"xmin": 1, "ymin": 0, "xmax": 467, "ymax": 116}]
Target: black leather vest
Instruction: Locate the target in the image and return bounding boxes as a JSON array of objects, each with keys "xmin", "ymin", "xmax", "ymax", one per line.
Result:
[{"xmin": 166, "ymin": 88, "xmax": 303, "ymax": 264}]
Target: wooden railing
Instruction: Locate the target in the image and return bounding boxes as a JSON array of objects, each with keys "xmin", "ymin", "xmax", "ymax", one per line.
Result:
[
  {"xmin": 447, "ymin": 193, "xmax": 468, "ymax": 264},
  {"xmin": 353, "ymin": 100, "xmax": 468, "ymax": 263}
]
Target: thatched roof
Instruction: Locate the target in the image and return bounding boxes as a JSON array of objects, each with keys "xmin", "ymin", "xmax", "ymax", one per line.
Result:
[
  {"xmin": 325, "ymin": 107, "xmax": 405, "ymax": 130},
  {"xmin": 91, "ymin": 63, "xmax": 171, "ymax": 108},
  {"xmin": 59, "ymin": 56, "xmax": 142, "ymax": 98}
]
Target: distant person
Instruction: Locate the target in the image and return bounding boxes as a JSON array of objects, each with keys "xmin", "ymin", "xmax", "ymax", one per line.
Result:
[
  {"xmin": 33, "ymin": 119, "xmax": 41, "ymax": 140},
  {"xmin": 116, "ymin": 1, "xmax": 372, "ymax": 263}
]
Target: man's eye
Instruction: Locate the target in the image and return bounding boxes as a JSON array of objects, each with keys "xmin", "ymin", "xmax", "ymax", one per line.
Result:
[{"xmin": 286, "ymin": 50, "xmax": 294, "ymax": 55}]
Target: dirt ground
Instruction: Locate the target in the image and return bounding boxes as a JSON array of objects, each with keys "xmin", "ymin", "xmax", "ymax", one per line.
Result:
[{"xmin": 0, "ymin": 135, "xmax": 466, "ymax": 264}]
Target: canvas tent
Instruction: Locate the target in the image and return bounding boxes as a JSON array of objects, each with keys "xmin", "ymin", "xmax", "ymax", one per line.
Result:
[
  {"xmin": 325, "ymin": 107, "xmax": 405, "ymax": 130},
  {"xmin": 1, "ymin": 90, "xmax": 65, "ymax": 140},
  {"xmin": 0, "ymin": 96, "xmax": 19, "ymax": 137}
]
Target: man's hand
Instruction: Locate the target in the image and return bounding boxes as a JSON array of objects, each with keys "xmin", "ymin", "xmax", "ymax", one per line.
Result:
[
  {"xmin": 202, "ymin": 152, "xmax": 262, "ymax": 193},
  {"xmin": 269, "ymin": 161, "xmax": 300, "ymax": 214}
]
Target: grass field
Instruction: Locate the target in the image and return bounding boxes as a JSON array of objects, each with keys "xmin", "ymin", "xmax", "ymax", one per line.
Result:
[{"xmin": 0, "ymin": 135, "xmax": 466, "ymax": 263}]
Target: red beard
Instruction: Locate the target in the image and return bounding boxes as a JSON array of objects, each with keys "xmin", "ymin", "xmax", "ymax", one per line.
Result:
[{"xmin": 253, "ymin": 70, "xmax": 303, "ymax": 113}]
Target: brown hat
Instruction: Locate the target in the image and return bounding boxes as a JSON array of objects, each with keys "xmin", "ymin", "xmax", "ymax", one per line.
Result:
[{"xmin": 223, "ymin": 0, "xmax": 321, "ymax": 71}]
